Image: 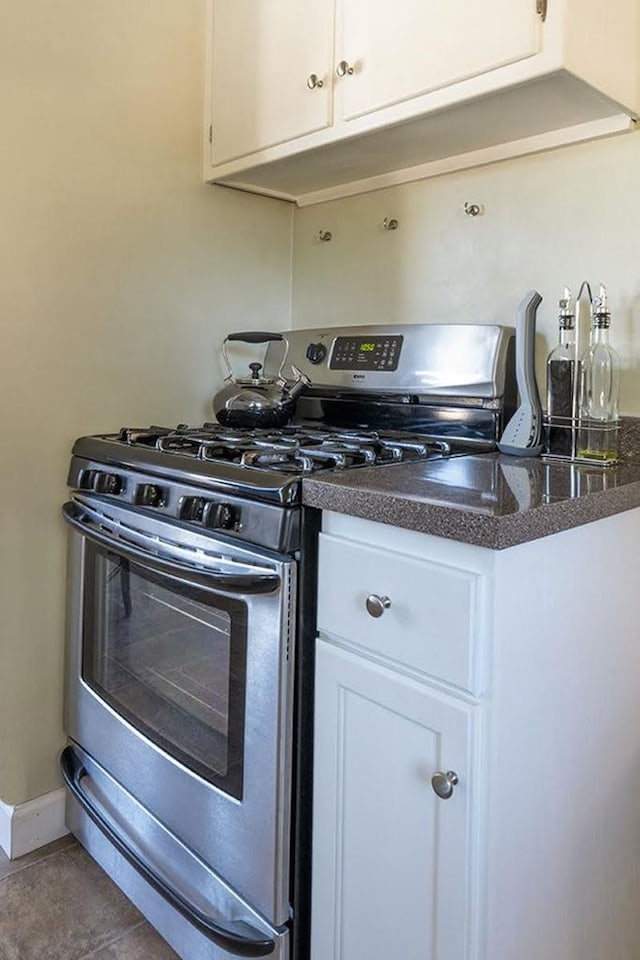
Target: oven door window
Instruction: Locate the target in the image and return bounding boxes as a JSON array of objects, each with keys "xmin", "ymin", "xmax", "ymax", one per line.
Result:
[{"xmin": 81, "ymin": 544, "xmax": 247, "ymax": 800}]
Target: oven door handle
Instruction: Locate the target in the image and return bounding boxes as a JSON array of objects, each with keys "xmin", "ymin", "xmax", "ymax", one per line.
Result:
[
  {"xmin": 60, "ymin": 747, "xmax": 279, "ymax": 957},
  {"xmin": 62, "ymin": 502, "xmax": 280, "ymax": 596}
]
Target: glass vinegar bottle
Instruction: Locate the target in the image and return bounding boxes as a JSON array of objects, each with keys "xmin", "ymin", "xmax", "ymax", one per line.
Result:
[
  {"xmin": 577, "ymin": 285, "xmax": 620, "ymax": 462},
  {"xmin": 545, "ymin": 288, "xmax": 578, "ymax": 458}
]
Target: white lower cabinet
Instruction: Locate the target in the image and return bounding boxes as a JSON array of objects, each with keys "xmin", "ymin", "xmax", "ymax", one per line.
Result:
[
  {"xmin": 311, "ymin": 508, "xmax": 640, "ymax": 960},
  {"xmin": 311, "ymin": 640, "xmax": 475, "ymax": 960}
]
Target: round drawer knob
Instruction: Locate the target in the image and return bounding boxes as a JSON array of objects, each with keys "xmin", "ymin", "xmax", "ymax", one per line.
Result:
[
  {"xmin": 307, "ymin": 73, "xmax": 324, "ymax": 89},
  {"xmin": 365, "ymin": 594, "xmax": 391, "ymax": 618},
  {"xmin": 431, "ymin": 770, "xmax": 459, "ymax": 800}
]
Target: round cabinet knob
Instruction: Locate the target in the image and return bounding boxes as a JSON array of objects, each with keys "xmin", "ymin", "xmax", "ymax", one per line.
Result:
[
  {"xmin": 307, "ymin": 73, "xmax": 324, "ymax": 89},
  {"xmin": 365, "ymin": 594, "xmax": 391, "ymax": 618},
  {"xmin": 431, "ymin": 770, "xmax": 459, "ymax": 800},
  {"xmin": 305, "ymin": 342, "xmax": 327, "ymax": 365},
  {"xmin": 336, "ymin": 60, "xmax": 355, "ymax": 77}
]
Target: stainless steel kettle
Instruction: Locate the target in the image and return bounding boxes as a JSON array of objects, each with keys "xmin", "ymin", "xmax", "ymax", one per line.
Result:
[{"xmin": 213, "ymin": 331, "xmax": 311, "ymax": 429}]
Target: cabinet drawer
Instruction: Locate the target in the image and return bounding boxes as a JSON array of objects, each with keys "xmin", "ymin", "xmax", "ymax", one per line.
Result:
[{"xmin": 317, "ymin": 533, "xmax": 482, "ymax": 692}]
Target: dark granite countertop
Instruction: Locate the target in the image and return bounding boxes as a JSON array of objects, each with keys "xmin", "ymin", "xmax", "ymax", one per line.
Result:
[{"xmin": 301, "ymin": 452, "xmax": 640, "ymax": 549}]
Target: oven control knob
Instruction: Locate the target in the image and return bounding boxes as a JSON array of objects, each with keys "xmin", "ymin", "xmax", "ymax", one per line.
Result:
[
  {"xmin": 136, "ymin": 483, "xmax": 166, "ymax": 508},
  {"xmin": 80, "ymin": 469, "xmax": 99, "ymax": 491},
  {"xmin": 179, "ymin": 496, "xmax": 206, "ymax": 522},
  {"xmin": 204, "ymin": 502, "xmax": 236, "ymax": 531},
  {"xmin": 306, "ymin": 342, "xmax": 327, "ymax": 365},
  {"xmin": 94, "ymin": 472, "xmax": 124, "ymax": 496}
]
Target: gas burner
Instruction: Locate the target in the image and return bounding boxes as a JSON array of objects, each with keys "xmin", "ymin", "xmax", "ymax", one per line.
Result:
[
  {"xmin": 240, "ymin": 450, "xmax": 317, "ymax": 473},
  {"xmin": 117, "ymin": 426, "xmax": 175, "ymax": 446}
]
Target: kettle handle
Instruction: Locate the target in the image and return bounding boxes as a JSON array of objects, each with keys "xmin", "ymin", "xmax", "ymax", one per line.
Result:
[
  {"xmin": 222, "ymin": 331, "xmax": 289, "ymax": 382},
  {"xmin": 226, "ymin": 331, "xmax": 283, "ymax": 343}
]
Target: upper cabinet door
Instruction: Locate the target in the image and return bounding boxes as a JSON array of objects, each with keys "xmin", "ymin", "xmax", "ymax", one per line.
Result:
[
  {"xmin": 336, "ymin": 0, "xmax": 541, "ymax": 121},
  {"xmin": 210, "ymin": 0, "xmax": 334, "ymax": 165}
]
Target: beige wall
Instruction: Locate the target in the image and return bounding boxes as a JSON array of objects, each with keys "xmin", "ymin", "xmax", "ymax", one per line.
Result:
[
  {"xmin": 3, "ymin": 0, "xmax": 638, "ymax": 810},
  {"xmin": 0, "ymin": 1, "xmax": 292, "ymax": 805},
  {"xmin": 292, "ymin": 132, "xmax": 640, "ymax": 414}
]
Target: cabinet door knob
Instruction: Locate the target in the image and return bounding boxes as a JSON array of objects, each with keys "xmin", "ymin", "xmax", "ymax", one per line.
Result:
[
  {"xmin": 431, "ymin": 770, "xmax": 459, "ymax": 800},
  {"xmin": 365, "ymin": 594, "xmax": 391, "ymax": 618},
  {"xmin": 336, "ymin": 60, "xmax": 355, "ymax": 77},
  {"xmin": 307, "ymin": 73, "xmax": 324, "ymax": 89}
]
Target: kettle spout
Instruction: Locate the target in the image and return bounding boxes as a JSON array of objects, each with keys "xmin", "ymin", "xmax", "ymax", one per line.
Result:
[{"xmin": 284, "ymin": 365, "xmax": 311, "ymax": 403}]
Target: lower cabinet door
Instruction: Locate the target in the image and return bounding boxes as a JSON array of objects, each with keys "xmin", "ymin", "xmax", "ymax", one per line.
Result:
[{"xmin": 311, "ymin": 638, "xmax": 475, "ymax": 960}]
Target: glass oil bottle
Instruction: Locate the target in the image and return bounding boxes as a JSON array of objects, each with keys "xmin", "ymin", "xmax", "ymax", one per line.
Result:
[
  {"xmin": 576, "ymin": 285, "xmax": 620, "ymax": 463},
  {"xmin": 544, "ymin": 288, "xmax": 579, "ymax": 459}
]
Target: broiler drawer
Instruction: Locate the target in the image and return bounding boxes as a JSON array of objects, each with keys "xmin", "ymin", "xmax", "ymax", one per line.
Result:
[{"xmin": 317, "ymin": 532, "xmax": 482, "ymax": 693}]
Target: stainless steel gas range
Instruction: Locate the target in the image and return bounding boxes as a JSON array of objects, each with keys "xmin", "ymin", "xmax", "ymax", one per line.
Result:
[{"xmin": 60, "ymin": 323, "xmax": 514, "ymax": 960}]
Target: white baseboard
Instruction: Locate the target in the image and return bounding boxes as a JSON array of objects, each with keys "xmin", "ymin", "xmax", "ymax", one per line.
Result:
[
  {"xmin": 0, "ymin": 788, "xmax": 69, "ymax": 860},
  {"xmin": 0, "ymin": 799, "xmax": 11, "ymax": 858}
]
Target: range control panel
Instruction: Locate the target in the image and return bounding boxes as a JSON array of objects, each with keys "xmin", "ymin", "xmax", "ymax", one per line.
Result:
[
  {"xmin": 267, "ymin": 323, "xmax": 514, "ymax": 397},
  {"xmin": 330, "ymin": 335, "xmax": 403, "ymax": 371},
  {"xmin": 69, "ymin": 458, "xmax": 300, "ymax": 551}
]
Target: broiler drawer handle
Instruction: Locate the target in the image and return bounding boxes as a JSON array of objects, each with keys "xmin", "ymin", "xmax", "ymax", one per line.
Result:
[{"xmin": 60, "ymin": 747, "xmax": 278, "ymax": 957}]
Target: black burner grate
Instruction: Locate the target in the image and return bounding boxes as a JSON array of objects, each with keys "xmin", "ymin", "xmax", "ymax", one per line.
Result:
[{"xmin": 111, "ymin": 423, "xmax": 451, "ymax": 476}]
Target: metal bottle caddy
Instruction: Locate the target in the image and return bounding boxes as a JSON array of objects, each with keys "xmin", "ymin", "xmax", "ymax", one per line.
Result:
[{"xmin": 543, "ymin": 281, "xmax": 621, "ymax": 466}]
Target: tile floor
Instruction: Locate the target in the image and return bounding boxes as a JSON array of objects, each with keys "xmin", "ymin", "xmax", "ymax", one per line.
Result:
[{"xmin": 0, "ymin": 836, "xmax": 178, "ymax": 959}]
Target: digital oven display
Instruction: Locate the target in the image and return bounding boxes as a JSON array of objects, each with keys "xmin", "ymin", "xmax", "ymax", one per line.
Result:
[{"xmin": 330, "ymin": 335, "xmax": 403, "ymax": 372}]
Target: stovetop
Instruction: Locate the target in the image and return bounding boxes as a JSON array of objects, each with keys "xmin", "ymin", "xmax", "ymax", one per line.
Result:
[
  {"xmin": 67, "ymin": 421, "xmax": 475, "ymax": 552},
  {"xmin": 114, "ymin": 422, "xmax": 453, "ymax": 475}
]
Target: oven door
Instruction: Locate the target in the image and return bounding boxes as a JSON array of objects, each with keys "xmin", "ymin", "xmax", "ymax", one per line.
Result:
[{"xmin": 63, "ymin": 496, "xmax": 295, "ymax": 929}]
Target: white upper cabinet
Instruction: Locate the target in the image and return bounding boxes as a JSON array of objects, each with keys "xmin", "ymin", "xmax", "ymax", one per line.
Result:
[
  {"xmin": 204, "ymin": 0, "xmax": 640, "ymax": 205},
  {"xmin": 209, "ymin": 0, "xmax": 334, "ymax": 164},
  {"xmin": 336, "ymin": 0, "xmax": 540, "ymax": 120}
]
